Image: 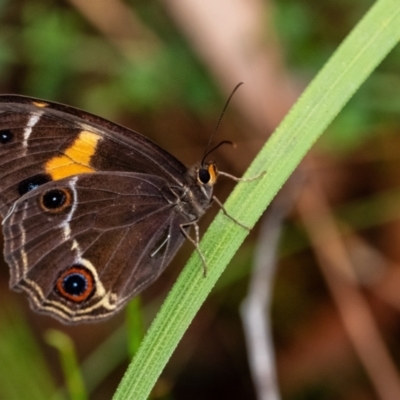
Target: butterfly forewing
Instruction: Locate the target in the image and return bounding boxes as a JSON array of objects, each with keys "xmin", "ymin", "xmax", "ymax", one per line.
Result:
[{"xmin": 0, "ymin": 96, "xmax": 187, "ymax": 216}]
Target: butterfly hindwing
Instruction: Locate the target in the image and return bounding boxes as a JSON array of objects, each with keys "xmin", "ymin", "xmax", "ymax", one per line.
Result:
[{"xmin": 3, "ymin": 172, "xmax": 188, "ymax": 323}]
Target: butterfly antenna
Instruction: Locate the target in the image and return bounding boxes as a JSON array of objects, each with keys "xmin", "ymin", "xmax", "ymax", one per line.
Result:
[
  {"xmin": 202, "ymin": 140, "xmax": 234, "ymax": 162},
  {"xmin": 202, "ymin": 82, "xmax": 244, "ymax": 165}
]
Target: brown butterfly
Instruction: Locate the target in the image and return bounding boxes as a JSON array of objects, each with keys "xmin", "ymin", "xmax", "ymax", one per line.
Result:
[{"xmin": 0, "ymin": 91, "xmax": 244, "ymax": 323}]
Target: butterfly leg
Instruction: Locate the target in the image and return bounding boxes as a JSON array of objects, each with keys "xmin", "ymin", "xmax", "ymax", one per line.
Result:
[
  {"xmin": 212, "ymin": 170, "xmax": 266, "ymax": 229},
  {"xmin": 212, "ymin": 195, "xmax": 251, "ymax": 230},
  {"xmin": 2, "ymin": 201, "xmax": 17, "ymax": 226},
  {"xmin": 179, "ymin": 221, "xmax": 208, "ymax": 277}
]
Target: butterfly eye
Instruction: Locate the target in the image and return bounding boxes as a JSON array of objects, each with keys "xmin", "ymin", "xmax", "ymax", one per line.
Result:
[
  {"xmin": 56, "ymin": 265, "xmax": 95, "ymax": 303},
  {"xmin": 40, "ymin": 188, "xmax": 72, "ymax": 212},
  {"xmin": 198, "ymin": 168, "xmax": 211, "ymax": 184},
  {"xmin": 0, "ymin": 129, "xmax": 13, "ymax": 144}
]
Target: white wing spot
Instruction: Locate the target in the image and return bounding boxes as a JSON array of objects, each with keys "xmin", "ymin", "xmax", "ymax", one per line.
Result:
[{"xmin": 23, "ymin": 113, "xmax": 42, "ymax": 155}]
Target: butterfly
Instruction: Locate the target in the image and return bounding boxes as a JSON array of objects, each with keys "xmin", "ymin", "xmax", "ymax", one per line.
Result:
[{"xmin": 0, "ymin": 94, "xmax": 242, "ymax": 324}]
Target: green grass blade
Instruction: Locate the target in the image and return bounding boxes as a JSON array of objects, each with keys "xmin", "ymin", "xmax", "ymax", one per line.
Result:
[
  {"xmin": 113, "ymin": 0, "xmax": 400, "ymax": 398},
  {"xmin": 46, "ymin": 330, "xmax": 88, "ymax": 400},
  {"xmin": 125, "ymin": 297, "xmax": 145, "ymax": 358}
]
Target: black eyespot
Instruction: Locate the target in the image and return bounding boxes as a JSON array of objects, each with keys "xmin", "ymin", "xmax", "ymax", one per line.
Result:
[
  {"xmin": 63, "ymin": 272, "xmax": 87, "ymax": 296},
  {"xmin": 56, "ymin": 265, "xmax": 95, "ymax": 303},
  {"xmin": 0, "ymin": 129, "xmax": 13, "ymax": 144},
  {"xmin": 18, "ymin": 174, "xmax": 50, "ymax": 196},
  {"xmin": 42, "ymin": 189, "xmax": 67, "ymax": 209},
  {"xmin": 39, "ymin": 188, "xmax": 72, "ymax": 213},
  {"xmin": 198, "ymin": 168, "xmax": 210, "ymax": 184}
]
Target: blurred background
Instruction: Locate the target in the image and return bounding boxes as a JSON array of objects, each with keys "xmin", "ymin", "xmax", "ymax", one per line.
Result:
[{"xmin": 1, "ymin": 0, "xmax": 400, "ymax": 399}]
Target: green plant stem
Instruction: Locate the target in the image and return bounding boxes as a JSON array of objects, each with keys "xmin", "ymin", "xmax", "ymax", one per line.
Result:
[{"xmin": 113, "ymin": 0, "xmax": 400, "ymax": 398}]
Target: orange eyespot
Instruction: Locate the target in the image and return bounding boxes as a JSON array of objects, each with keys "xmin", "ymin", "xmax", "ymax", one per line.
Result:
[
  {"xmin": 55, "ymin": 265, "xmax": 95, "ymax": 303},
  {"xmin": 40, "ymin": 188, "xmax": 72, "ymax": 213}
]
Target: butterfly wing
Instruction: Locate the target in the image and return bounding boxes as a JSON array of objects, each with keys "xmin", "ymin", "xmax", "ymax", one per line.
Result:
[
  {"xmin": 0, "ymin": 95, "xmax": 187, "ymax": 216},
  {"xmin": 3, "ymin": 172, "xmax": 188, "ymax": 323}
]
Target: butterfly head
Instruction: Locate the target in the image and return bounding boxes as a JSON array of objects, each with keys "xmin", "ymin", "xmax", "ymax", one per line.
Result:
[{"xmin": 184, "ymin": 161, "xmax": 218, "ymax": 206}]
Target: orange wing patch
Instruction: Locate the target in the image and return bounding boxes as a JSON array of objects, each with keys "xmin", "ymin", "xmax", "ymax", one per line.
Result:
[
  {"xmin": 32, "ymin": 101, "xmax": 48, "ymax": 108},
  {"xmin": 45, "ymin": 131, "xmax": 102, "ymax": 180}
]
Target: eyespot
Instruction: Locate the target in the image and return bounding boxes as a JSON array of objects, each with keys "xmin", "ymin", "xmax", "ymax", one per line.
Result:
[
  {"xmin": 18, "ymin": 174, "xmax": 50, "ymax": 196},
  {"xmin": 0, "ymin": 129, "xmax": 13, "ymax": 144},
  {"xmin": 55, "ymin": 265, "xmax": 95, "ymax": 303},
  {"xmin": 40, "ymin": 188, "xmax": 72, "ymax": 213}
]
